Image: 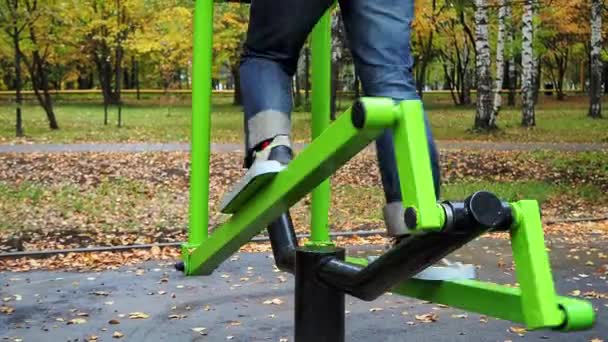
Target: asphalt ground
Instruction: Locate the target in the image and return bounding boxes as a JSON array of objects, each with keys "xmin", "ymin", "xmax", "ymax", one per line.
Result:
[{"xmin": 1, "ymin": 238, "xmax": 606, "ymax": 342}]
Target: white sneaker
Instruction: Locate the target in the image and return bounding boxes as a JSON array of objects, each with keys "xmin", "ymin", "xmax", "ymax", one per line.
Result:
[{"xmin": 220, "ymin": 136, "xmax": 292, "ymax": 214}]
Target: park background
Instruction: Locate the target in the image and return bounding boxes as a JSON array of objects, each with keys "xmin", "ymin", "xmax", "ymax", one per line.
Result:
[
  {"xmin": 0, "ymin": 1, "xmax": 607, "ymax": 341},
  {"xmin": 0, "ymin": 0, "xmax": 606, "ymax": 268}
]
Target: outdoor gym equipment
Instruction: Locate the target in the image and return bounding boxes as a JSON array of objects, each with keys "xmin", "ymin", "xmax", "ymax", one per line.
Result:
[{"xmin": 177, "ymin": 1, "xmax": 596, "ymax": 340}]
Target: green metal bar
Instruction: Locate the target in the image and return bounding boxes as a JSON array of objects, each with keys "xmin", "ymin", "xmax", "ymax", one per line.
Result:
[
  {"xmin": 510, "ymin": 200, "xmax": 564, "ymax": 329},
  {"xmin": 183, "ymin": 98, "xmax": 398, "ymax": 275},
  {"xmin": 187, "ymin": 0, "xmax": 214, "ymax": 246},
  {"xmin": 309, "ymin": 10, "xmax": 332, "ymax": 246},
  {"xmin": 347, "ymin": 256, "xmax": 594, "ymax": 330},
  {"xmin": 393, "ymin": 100, "xmax": 444, "ymax": 230}
]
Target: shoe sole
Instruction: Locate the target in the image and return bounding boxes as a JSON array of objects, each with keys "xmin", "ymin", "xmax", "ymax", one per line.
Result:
[{"xmin": 220, "ymin": 160, "xmax": 286, "ymax": 214}]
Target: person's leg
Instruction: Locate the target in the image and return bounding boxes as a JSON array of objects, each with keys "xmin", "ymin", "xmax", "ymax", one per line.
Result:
[
  {"xmin": 240, "ymin": 0, "xmax": 333, "ymax": 166},
  {"xmin": 339, "ymin": 0, "xmax": 441, "ymax": 236},
  {"xmin": 221, "ymin": 0, "xmax": 333, "ymax": 213}
]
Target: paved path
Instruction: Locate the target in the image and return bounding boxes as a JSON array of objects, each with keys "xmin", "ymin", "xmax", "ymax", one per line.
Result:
[
  {"xmin": 0, "ymin": 141, "xmax": 606, "ymax": 154},
  {"xmin": 1, "ymin": 239, "xmax": 606, "ymax": 341}
]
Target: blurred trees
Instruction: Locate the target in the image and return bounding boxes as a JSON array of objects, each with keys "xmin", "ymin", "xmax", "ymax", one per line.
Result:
[{"xmin": 0, "ymin": 0, "xmax": 605, "ymax": 136}]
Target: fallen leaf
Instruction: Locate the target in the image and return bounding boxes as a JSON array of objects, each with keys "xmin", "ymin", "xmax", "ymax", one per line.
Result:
[
  {"xmin": 109, "ymin": 319, "xmax": 120, "ymax": 325},
  {"xmin": 451, "ymin": 314, "xmax": 468, "ymax": 319},
  {"xmin": 168, "ymin": 314, "xmax": 187, "ymax": 320},
  {"xmin": 369, "ymin": 307, "xmax": 384, "ymax": 312},
  {"xmin": 509, "ymin": 326, "xmax": 527, "ymax": 336},
  {"xmin": 192, "ymin": 327, "xmax": 208, "ymax": 335},
  {"xmin": 0, "ymin": 305, "xmax": 15, "ymax": 315},
  {"xmin": 263, "ymin": 298, "xmax": 284, "ymax": 305},
  {"xmin": 129, "ymin": 312, "xmax": 150, "ymax": 319},
  {"xmin": 113, "ymin": 331, "xmax": 124, "ymax": 339},
  {"xmin": 67, "ymin": 318, "xmax": 87, "ymax": 325},
  {"xmin": 86, "ymin": 335, "xmax": 99, "ymax": 341},
  {"xmin": 415, "ymin": 313, "xmax": 438, "ymax": 323}
]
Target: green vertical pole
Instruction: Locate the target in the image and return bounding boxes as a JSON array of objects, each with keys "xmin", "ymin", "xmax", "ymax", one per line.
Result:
[
  {"xmin": 188, "ymin": 0, "xmax": 214, "ymax": 246},
  {"xmin": 309, "ymin": 10, "xmax": 332, "ymax": 245}
]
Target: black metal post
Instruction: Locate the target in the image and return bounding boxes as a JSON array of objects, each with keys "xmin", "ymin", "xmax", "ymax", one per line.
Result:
[
  {"xmin": 295, "ymin": 246, "xmax": 345, "ymax": 342},
  {"xmin": 267, "ymin": 213, "xmax": 298, "ymax": 273}
]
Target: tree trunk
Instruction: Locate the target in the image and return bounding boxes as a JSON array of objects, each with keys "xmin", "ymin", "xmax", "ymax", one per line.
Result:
[
  {"xmin": 12, "ymin": 1, "xmax": 23, "ymax": 137},
  {"xmin": 304, "ymin": 45, "xmax": 310, "ymax": 106},
  {"xmin": 294, "ymin": 73, "xmax": 302, "ymax": 108},
  {"xmin": 115, "ymin": 44, "xmax": 123, "ymax": 127},
  {"xmin": 462, "ymin": 45, "xmax": 472, "ymax": 106},
  {"xmin": 33, "ymin": 52, "xmax": 59, "ymax": 130},
  {"xmin": 134, "ymin": 59, "xmax": 140, "ymax": 100},
  {"xmin": 24, "ymin": 26, "xmax": 59, "ymax": 130},
  {"xmin": 506, "ymin": 4, "xmax": 517, "ymax": 107},
  {"xmin": 491, "ymin": 0, "xmax": 507, "ymax": 124},
  {"xmin": 589, "ymin": 0, "xmax": 603, "ymax": 118},
  {"xmin": 556, "ymin": 52, "xmax": 568, "ymax": 101},
  {"xmin": 115, "ymin": 0, "xmax": 123, "ymax": 128},
  {"xmin": 123, "ymin": 65, "xmax": 131, "ymax": 89},
  {"xmin": 443, "ymin": 64, "xmax": 458, "ymax": 105},
  {"xmin": 94, "ymin": 49, "xmax": 113, "ymax": 126},
  {"xmin": 602, "ymin": 61, "xmax": 608, "ymax": 96},
  {"xmin": 231, "ymin": 64, "xmax": 242, "ymax": 106},
  {"xmin": 521, "ymin": 0, "xmax": 536, "ymax": 127},
  {"xmin": 330, "ymin": 60, "xmax": 340, "ymax": 121},
  {"xmin": 330, "ymin": 11, "xmax": 346, "ymax": 120},
  {"xmin": 473, "ymin": 0, "xmax": 495, "ymax": 130}
]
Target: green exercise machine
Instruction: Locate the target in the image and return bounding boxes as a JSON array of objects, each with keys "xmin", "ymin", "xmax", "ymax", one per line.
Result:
[{"xmin": 177, "ymin": 1, "xmax": 596, "ymax": 340}]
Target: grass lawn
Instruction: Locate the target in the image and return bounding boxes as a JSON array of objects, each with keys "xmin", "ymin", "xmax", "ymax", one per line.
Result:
[{"xmin": 1, "ymin": 93, "xmax": 607, "ymax": 144}]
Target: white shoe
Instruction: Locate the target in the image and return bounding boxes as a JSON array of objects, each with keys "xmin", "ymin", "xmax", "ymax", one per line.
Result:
[{"xmin": 220, "ymin": 136, "xmax": 292, "ymax": 214}]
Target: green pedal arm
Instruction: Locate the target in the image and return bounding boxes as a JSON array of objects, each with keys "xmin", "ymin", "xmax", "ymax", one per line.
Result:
[
  {"xmin": 182, "ymin": 98, "xmax": 400, "ymax": 275},
  {"xmin": 347, "ymin": 199, "xmax": 595, "ymax": 331},
  {"xmin": 393, "ymin": 100, "xmax": 445, "ymax": 231}
]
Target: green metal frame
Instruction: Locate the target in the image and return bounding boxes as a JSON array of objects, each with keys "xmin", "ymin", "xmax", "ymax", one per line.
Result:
[
  {"xmin": 183, "ymin": 0, "xmax": 595, "ymax": 332},
  {"xmin": 309, "ymin": 10, "xmax": 333, "ymax": 246}
]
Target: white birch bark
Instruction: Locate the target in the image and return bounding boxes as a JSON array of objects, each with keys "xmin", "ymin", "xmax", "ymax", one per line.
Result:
[
  {"xmin": 491, "ymin": 0, "xmax": 507, "ymax": 123},
  {"xmin": 521, "ymin": 0, "xmax": 535, "ymax": 126},
  {"xmin": 506, "ymin": 4, "xmax": 516, "ymax": 106},
  {"xmin": 589, "ymin": 0, "xmax": 603, "ymax": 118},
  {"xmin": 474, "ymin": 0, "xmax": 494, "ymax": 129}
]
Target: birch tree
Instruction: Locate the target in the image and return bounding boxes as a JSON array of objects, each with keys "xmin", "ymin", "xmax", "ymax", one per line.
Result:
[
  {"xmin": 330, "ymin": 10, "xmax": 350, "ymax": 120},
  {"xmin": 506, "ymin": 4, "xmax": 516, "ymax": 107},
  {"xmin": 473, "ymin": 0, "xmax": 494, "ymax": 129},
  {"xmin": 491, "ymin": 0, "xmax": 507, "ymax": 122},
  {"xmin": 521, "ymin": 0, "xmax": 536, "ymax": 126},
  {"xmin": 589, "ymin": 0, "xmax": 603, "ymax": 118}
]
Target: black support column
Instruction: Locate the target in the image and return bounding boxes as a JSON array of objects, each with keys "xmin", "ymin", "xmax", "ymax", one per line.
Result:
[{"xmin": 295, "ymin": 246, "xmax": 345, "ymax": 342}]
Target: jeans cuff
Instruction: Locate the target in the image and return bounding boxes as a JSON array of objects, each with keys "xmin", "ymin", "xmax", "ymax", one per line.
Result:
[{"xmin": 246, "ymin": 110, "xmax": 291, "ymax": 150}]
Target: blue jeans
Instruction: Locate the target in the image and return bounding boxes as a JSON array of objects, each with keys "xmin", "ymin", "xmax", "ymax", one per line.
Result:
[{"xmin": 240, "ymin": 0, "xmax": 441, "ymax": 202}]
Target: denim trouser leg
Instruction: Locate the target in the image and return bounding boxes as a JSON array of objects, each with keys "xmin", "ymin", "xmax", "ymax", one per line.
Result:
[
  {"xmin": 240, "ymin": 0, "xmax": 441, "ymax": 201},
  {"xmin": 340, "ymin": 0, "xmax": 441, "ymax": 200}
]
